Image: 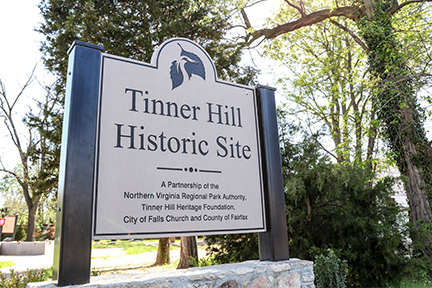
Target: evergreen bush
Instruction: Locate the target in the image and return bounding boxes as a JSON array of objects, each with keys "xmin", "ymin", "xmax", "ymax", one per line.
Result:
[{"xmin": 314, "ymin": 250, "xmax": 347, "ymax": 288}]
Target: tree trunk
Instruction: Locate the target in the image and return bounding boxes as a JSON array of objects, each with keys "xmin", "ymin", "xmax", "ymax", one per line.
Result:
[
  {"xmin": 366, "ymin": 109, "xmax": 377, "ymax": 165},
  {"xmin": 404, "ymin": 137, "xmax": 432, "ymax": 224},
  {"xmin": 177, "ymin": 236, "xmax": 198, "ymax": 269},
  {"xmin": 155, "ymin": 237, "xmax": 170, "ymax": 265},
  {"xmin": 26, "ymin": 198, "xmax": 40, "ymax": 241},
  {"xmin": 358, "ymin": 0, "xmax": 432, "ymax": 255}
]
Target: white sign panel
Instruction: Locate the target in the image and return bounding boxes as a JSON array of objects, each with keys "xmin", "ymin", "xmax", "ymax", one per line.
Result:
[{"xmin": 93, "ymin": 38, "xmax": 266, "ymax": 238}]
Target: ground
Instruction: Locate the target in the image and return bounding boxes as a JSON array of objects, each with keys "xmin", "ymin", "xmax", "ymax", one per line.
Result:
[{"xmin": 0, "ymin": 241, "xmax": 208, "ymax": 277}]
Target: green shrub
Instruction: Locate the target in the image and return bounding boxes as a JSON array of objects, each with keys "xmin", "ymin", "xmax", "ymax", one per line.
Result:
[
  {"xmin": 14, "ymin": 224, "xmax": 26, "ymax": 242},
  {"xmin": 314, "ymin": 250, "xmax": 347, "ymax": 288},
  {"xmin": 0, "ymin": 261, "xmax": 14, "ymax": 269},
  {"xmin": 188, "ymin": 256, "xmax": 220, "ymax": 267},
  {"xmin": 281, "ymin": 131, "xmax": 408, "ymax": 287},
  {"xmin": 205, "ymin": 125, "xmax": 410, "ymax": 287},
  {"xmin": 0, "ymin": 268, "xmax": 51, "ymax": 288},
  {"xmin": 205, "ymin": 233, "xmax": 259, "ymax": 264}
]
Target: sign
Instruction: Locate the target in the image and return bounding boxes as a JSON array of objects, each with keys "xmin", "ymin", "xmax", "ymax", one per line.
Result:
[
  {"xmin": 0, "ymin": 218, "xmax": 5, "ymax": 226},
  {"xmin": 2, "ymin": 216, "xmax": 16, "ymax": 233},
  {"xmin": 53, "ymin": 40, "xmax": 288, "ymax": 286},
  {"xmin": 93, "ymin": 38, "xmax": 266, "ymax": 238}
]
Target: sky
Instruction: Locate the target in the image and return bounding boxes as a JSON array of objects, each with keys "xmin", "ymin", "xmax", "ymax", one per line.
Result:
[
  {"xmin": 0, "ymin": 1, "xmax": 55, "ymax": 172},
  {"xmin": 0, "ymin": 2, "xmax": 50, "ymax": 210}
]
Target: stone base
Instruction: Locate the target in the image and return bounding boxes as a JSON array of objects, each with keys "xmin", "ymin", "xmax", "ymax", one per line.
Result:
[
  {"xmin": 27, "ymin": 259, "xmax": 314, "ymax": 288},
  {"xmin": 0, "ymin": 241, "xmax": 54, "ymax": 255}
]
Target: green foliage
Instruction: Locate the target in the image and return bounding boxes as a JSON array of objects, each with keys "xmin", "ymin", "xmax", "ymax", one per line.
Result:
[
  {"xmin": 356, "ymin": 0, "xmax": 432, "ymax": 264},
  {"xmin": 0, "ymin": 268, "xmax": 51, "ymax": 288},
  {"xmin": 1, "ymin": 172, "xmax": 57, "ymax": 241},
  {"xmin": 264, "ymin": 1, "xmax": 373, "ymax": 165},
  {"xmin": 404, "ymin": 221, "xmax": 432, "ymax": 282},
  {"xmin": 279, "ymin": 121, "xmax": 408, "ymax": 287},
  {"xmin": 0, "ymin": 175, "xmax": 28, "ymax": 221},
  {"xmin": 395, "ymin": 280, "xmax": 432, "ymax": 288},
  {"xmin": 205, "ymin": 233, "xmax": 259, "ymax": 264},
  {"xmin": 206, "ymin": 122, "xmax": 409, "ymax": 286},
  {"xmin": 187, "ymin": 256, "xmax": 220, "ymax": 268},
  {"xmin": 38, "ymin": 0, "xmax": 257, "ymax": 93},
  {"xmin": 14, "ymin": 224, "xmax": 26, "ymax": 242},
  {"xmin": 314, "ymin": 249, "xmax": 347, "ymax": 288},
  {"xmin": 0, "ymin": 261, "xmax": 15, "ymax": 269},
  {"xmin": 91, "ymin": 270, "xmax": 101, "ymax": 277}
]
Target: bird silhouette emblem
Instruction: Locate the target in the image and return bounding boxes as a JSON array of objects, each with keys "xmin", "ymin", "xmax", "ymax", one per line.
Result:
[{"xmin": 170, "ymin": 44, "xmax": 206, "ymax": 90}]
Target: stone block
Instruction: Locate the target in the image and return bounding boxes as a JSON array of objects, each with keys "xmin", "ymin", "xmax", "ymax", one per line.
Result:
[
  {"xmin": 0, "ymin": 241, "xmax": 54, "ymax": 255},
  {"xmin": 277, "ymin": 273, "xmax": 301, "ymax": 288},
  {"xmin": 235, "ymin": 267, "xmax": 254, "ymax": 275},
  {"xmin": 189, "ymin": 272, "xmax": 216, "ymax": 281},
  {"xmin": 302, "ymin": 272, "xmax": 314, "ymax": 283},
  {"xmin": 270, "ymin": 262, "xmax": 292, "ymax": 273},
  {"xmin": 133, "ymin": 279, "xmax": 171, "ymax": 288},
  {"xmin": 218, "ymin": 280, "xmax": 239, "ymax": 288},
  {"xmin": 250, "ymin": 276, "xmax": 271, "ymax": 288}
]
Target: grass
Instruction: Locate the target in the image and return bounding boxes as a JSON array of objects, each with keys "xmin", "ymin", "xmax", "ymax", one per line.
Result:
[
  {"xmin": 91, "ymin": 255, "xmax": 111, "ymax": 260},
  {"xmin": 92, "ymin": 239, "xmax": 180, "ymax": 255},
  {"xmin": 0, "ymin": 260, "xmax": 15, "ymax": 269}
]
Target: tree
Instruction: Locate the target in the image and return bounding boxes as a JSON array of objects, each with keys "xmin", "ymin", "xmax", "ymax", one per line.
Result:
[
  {"xmin": 206, "ymin": 117, "xmax": 409, "ymax": 286},
  {"xmin": 155, "ymin": 237, "xmax": 171, "ymax": 265},
  {"xmin": 0, "ymin": 71, "xmax": 61, "ymax": 241},
  {"xmin": 38, "ymin": 0, "xmax": 256, "ymax": 266},
  {"xmin": 242, "ymin": 0, "xmax": 432, "ymax": 257},
  {"xmin": 38, "ymin": 0, "xmax": 256, "ymax": 93},
  {"xmin": 0, "ymin": 172, "xmax": 57, "ymax": 240},
  {"xmin": 177, "ymin": 236, "xmax": 198, "ymax": 269},
  {"xmin": 263, "ymin": 12, "xmax": 376, "ymax": 165},
  {"xmin": 278, "ymin": 117, "xmax": 408, "ymax": 287},
  {"xmin": 0, "ymin": 174, "xmax": 28, "ymax": 223}
]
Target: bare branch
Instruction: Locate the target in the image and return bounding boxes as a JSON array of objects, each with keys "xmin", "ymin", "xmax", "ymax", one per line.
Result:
[
  {"xmin": 11, "ymin": 65, "xmax": 36, "ymax": 111},
  {"xmin": 241, "ymin": 9, "xmax": 252, "ymax": 29},
  {"xmin": 329, "ymin": 19, "xmax": 369, "ymax": 52},
  {"xmin": 0, "ymin": 166, "xmax": 25, "ymax": 190},
  {"xmin": 388, "ymin": 0, "xmax": 432, "ymax": 15},
  {"xmin": 249, "ymin": 6, "xmax": 359, "ymax": 43},
  {"xmin": 284, "ymin": 0, "xmax": 306, "ymax": 17},
  {"xmin": 243, "ymin": 0, "xmax": 268, "ymax": 10},
  {"xmin": 308, "ymin": 125, "xmax": 338, "ymax": 160}
]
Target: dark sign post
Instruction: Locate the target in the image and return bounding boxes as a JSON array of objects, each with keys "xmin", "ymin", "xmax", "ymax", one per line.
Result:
[
  {"xmin": 54, "ymin": 40, "xmax": 288, "ymax": 286},
  {"xmin": 53, "ymin": 41, "xmax": 103, "ymax": 286},
  {"xmin": 0, "ymin": 218, "xmax": 4, "ymax": 240},
  {"xmin": 256, "ymin": 85, "xmax": 290, "ymax": 261}
]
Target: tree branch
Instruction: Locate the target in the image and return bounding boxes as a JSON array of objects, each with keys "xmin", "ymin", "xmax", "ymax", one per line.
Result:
[
  {"xmin": 388, "ymin": 0, "xmax": 432, "ymax": 15},
  {"xmin": 248, "ymin": 6, "xmax": 359, "ymax": 43},
  {"xmin": 284, "ymin": 0, "xmax": 306, "ymax": 17},
  {"xmin": 0, "ymin": 166, "xmax": 25, "ymax": 193},
  {"xmin": 11, "ymin": 65, "xmax": 36, "ymax": 111},
  {"xmin": 243, "ymin": 0, "xmax": 267, "ymax": 9},
  {"xmin": 241, "ymin": 9, "xmax": 252, "ymax": 29},
  {"xmin": 329, "ymin": 19, "xmax": 369, "ymax": 52}
]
